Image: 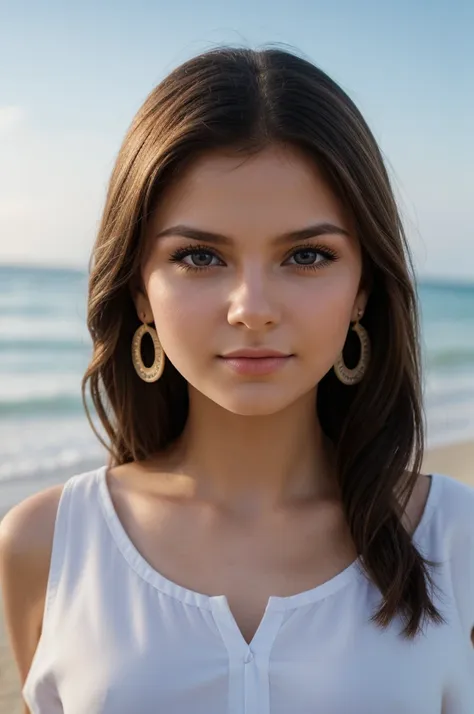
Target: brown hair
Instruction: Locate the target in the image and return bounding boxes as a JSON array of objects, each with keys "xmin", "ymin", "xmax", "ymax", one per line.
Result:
[{"xmin": 82, "ymin": 45, "xmax": 445, "ymax": 639}]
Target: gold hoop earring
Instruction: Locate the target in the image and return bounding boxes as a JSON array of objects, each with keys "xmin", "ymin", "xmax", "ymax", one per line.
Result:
[
  {"xmin": 333, "ymin": 317, "xmax": 370, "ymax": 385},
  {"xmin": 131, "ymin": 316, "xmax": 165, "ymax": 383}
]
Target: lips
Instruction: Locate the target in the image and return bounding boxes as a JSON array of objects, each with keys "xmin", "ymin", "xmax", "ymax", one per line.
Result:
[
  {"xmin": 220, "ymin": 349, "xmax": 291, "ymax": 359},
  {"xmin": 218, "ymin": 349, "xmax": 293, "ymax": 375}
]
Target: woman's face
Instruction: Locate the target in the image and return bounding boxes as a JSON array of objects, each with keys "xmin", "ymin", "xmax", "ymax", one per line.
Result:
[{"xmin": 137, "ymin": 144, "xmax": 367, "ymax": 415}]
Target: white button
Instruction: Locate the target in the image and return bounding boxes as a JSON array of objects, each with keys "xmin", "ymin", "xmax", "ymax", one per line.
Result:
[{"xmin": 244, "ymin": 650, "xmax": 254, "ymax": 663}]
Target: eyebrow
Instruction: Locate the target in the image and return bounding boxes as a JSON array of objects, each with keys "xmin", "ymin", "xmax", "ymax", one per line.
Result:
[{"xmin": 155, "ymin": 222, "xmax": 351, "ymax": 245}]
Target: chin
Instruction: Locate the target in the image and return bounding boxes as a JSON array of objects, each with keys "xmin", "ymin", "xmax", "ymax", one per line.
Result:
[{"xmin": 210, "ymin": 385, "xmax": 298, "ymax": 416}]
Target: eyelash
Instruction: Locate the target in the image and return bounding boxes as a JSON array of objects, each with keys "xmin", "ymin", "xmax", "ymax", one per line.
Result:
[{"xmin": 168, "ymin": 243, "xmax": 339, "ymax": 273}]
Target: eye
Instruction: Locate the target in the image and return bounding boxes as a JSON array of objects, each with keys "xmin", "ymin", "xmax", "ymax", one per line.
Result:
[
  {"xmin": 168, "ymin": 244, "xmax": 225, "ymax": 271},
  {"xmin": 284, "ymin": 244, "xmax": 339, "ymax": 269},
  {"xmin": 289, "ymin": 249, "xmax": 325, "ymax": 266},
  {"xmin": 182, "ymin": 250, "xmax": 219, "ymax": 268}
]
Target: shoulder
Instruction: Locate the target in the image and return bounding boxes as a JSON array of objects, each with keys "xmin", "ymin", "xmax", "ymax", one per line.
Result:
[
  {"xmin": 0, "ymin": 464, "xmax": 104, "ymax": 574},
  {"xmin": 0, "ymin": 483, "xmax": 65, "ymax": 576},
  {"xmin": 0, "ymin": 483, "xmax": 66, "ymax": 565},
  {"xmin": 430, "ymin": 473, "xmax": 474, "ymax": 539},
  {"xmin": 427, "ymin": 474, "xmax": 474, "ymax": 632},
  {"xmin": 422, "ymin": 473, "xmax": 474, "ymax": 592},
  {"xmin": 0, "ymin": 484, "xmax": 65, "ymax": 687}
]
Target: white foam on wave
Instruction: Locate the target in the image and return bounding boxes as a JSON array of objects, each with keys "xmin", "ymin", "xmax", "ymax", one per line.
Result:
[
  {"xmin": 0, "ymin": 415, "xmax": 107, "ymax": 482},
  {"xmin": 423, "ymin": 369, "xmax": 474, "ymax": 446},
  {"xmin": 0, "ymin": 372, "xmax": 84, "ymax": 402},
  {"xmin": 0, "ymin": 314, "xmax": 89, "ymax": 343},
  {"xmin": 426, "ymin": 401, "xmax": 474, "ymax": 447}
]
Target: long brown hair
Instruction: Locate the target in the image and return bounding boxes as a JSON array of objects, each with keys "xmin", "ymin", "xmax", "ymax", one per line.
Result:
[{"xmin": 82, "ymin": 45, "xmax": 446, "ymax": 639}]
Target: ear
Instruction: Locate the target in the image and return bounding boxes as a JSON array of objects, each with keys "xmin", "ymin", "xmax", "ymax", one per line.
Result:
[
  {"xmin": 351, "ymin": 258, "xmax": 373, "ymax": 322},
  {"xmin": 351, "ymin": 287, "xmax": 369, "ymax": 322},
  {"xmin": 130, "ymin": 277, "xmax": 154, "ymax": 324}
]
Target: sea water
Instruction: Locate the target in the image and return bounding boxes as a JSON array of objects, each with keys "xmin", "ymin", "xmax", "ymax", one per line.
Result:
[{"xmin": 0, "ymin": 264, "xmax": 473, "ymax": 491}]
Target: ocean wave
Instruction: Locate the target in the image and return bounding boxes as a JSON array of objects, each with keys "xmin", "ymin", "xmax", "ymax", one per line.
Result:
[
  {"xmin": 426, "ymin": 398, "xmax": 474, "ymax": 447},
  {"xmin": 0, "ymin": 268, "xmax": 472, "ymax": 477},
  {"xmin": 0, "ymin": 300, "xmax": 62, "ymax": 317},
  {"xmin": 0, "ymin": 450, "xmax": 104, "ymax": 483},
  {"xmin": 0, "ymin": 413, "xmax": 106, "ymax": 483},
  {"xmin": 0, "ymin": 371, "xmax": 95, "ymax": 417},
  {"xmin": 0, "ymin": 394, "xmax": 88, "ymax": 418},
  {"xmin": 425, "ymin": 349, "xmax": 474, "ymax": 369},
  {"xmin": 0, "ymin": 337, "xmax": 91, "ymax": 352},
  {"xmin": 424, "ymin": 369, "xmax": 474, "ymax": 399},
  {"xmin": 0, "ymin": 315, "xmax": 88, "ymax": 342}
]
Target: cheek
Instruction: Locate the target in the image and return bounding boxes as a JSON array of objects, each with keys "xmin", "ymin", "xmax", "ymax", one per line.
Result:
[
  {"xmin": 146, "ymin": 273, "xmax": 216, "ymax": 352},
  {"xmin": 297, "ymin": 275, "xmax": 358, "ymax": 361}
]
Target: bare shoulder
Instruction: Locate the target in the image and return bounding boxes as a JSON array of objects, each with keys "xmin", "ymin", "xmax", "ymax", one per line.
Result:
[
  {"xmin": 0, "ymin": 483, "xmax": 65, "ymax": 551},
  {"xmin": 0, "ymin": 483, "xmax": 65, "ymax": 691}
]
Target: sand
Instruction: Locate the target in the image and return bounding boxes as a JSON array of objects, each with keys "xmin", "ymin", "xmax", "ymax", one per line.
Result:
[
  {"xmin": 0, "ymin": 441, "xmax": 473, "ymax": 712},
  {"xmin": 422, "ymin": 441, "xmax": 474, "ymax": 485}
]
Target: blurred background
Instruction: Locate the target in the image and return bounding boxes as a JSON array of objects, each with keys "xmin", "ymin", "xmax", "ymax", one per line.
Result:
[
  {"xmin": 0, "ymin": 0, "xmax": 473, "ymax": 508},
  {"xmin": 0, "ymin": 1, "xmax": 473, "ymax": 709}
]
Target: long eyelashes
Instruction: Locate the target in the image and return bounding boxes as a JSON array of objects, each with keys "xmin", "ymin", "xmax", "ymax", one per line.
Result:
[
  {"xmin": 168, "ymin": 242, "xmax": 340, "ymax": 273},
  {"xmin": 168, "ymin": 244, "xmax": 224, "ymax": 272},
  {"xmin": 286, "ymin": 245, "xmax": 339, "ymax": 269}
]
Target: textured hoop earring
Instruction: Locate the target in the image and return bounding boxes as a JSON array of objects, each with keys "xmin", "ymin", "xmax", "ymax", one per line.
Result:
[
  {"xmin": 333, "ymin": 317, "xmax": 370, "ymax": 385},
  {"xmin": 131, "ymin": 316, "xmax": 165, "ymax": 383}
]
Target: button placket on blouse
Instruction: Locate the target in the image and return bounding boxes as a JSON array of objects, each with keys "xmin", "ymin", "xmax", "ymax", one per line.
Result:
[
  {"xmin": 210, "ymin": 596, "xmax": 285, "ymax": 713},
  {"xmin": 244, "ymin": 650, "xmax": 254, "ymax": 664}
]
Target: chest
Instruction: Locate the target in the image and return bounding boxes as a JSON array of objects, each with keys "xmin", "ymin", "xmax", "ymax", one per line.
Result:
[
  {"xmin": 49, "ymin": 578, "xmax": 466, "ymax": 714},
  {"xmin": 109, "ymin": 483, "xmax": 358, "ymax": 645}
]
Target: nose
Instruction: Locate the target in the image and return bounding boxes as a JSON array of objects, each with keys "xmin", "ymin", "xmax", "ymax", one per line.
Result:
[{"xmin": 227, "ymin": 269, "xmax": 280, "ymax": 330}]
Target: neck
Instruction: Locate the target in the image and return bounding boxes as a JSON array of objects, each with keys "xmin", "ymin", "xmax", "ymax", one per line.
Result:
[{"xmin": 170, "ymin": 387, "xmax": 339, "ymax": 514}]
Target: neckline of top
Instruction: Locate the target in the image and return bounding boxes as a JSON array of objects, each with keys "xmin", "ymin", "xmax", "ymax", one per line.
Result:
[{"xmin": 95, "ymin": 465, "xmax": 442, "ymax": 612}]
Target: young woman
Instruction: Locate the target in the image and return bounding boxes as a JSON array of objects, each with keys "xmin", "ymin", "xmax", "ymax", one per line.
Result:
[{"xmin": 1, "ymin": 46, "xmax": 473, "ymax": 714}]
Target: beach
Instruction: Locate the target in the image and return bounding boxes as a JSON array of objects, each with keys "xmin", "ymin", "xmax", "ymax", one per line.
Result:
[
  {"xmin": 0, "ymin": 440, "xmax": 473, "ymax": 712},
  {"xmin": 0, "ymin": 265, "xmax": 473, "ymax": 709}
]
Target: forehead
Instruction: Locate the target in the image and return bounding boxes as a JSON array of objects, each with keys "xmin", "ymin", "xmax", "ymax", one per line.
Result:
[{"xmin": 150, "ymin": 144, "xmax": 351, "ymax": 235}]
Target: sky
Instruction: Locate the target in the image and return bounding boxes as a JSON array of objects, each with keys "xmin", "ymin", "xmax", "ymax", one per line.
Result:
[{"xmin": 0, "ymin": 0, "xmax": 473, "ymax": 279}]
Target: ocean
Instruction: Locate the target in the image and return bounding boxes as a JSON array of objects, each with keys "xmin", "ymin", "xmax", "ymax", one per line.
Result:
[{"xmin": 0, "ymin": 264, "xmax": 473, "ymax": 508}]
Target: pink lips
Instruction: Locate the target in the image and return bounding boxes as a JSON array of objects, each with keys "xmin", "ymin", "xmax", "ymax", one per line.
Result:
[{"xmin": 218, "ymin": 349, "xmax": 293, "ymax": 376}]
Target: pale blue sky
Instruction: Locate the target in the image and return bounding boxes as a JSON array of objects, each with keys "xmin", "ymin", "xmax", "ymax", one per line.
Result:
[{"xmin": 0, "ymin": 0, "xmax": 472, "ymax": 278}]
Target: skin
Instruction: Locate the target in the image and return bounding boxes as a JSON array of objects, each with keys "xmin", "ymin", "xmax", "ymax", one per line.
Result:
[
  {"xmin": 133, "ymin": 143, "xmax": 368, "ymax": 514},
  {"xmin": 0, "ymin": 147, "xmax": 436, "ymax": 692}
]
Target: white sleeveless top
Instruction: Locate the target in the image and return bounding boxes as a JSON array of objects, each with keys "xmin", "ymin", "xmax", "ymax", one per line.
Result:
[{"xmin": 22, "ymin": 465, "xmax": 474, "ymax": 713}]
